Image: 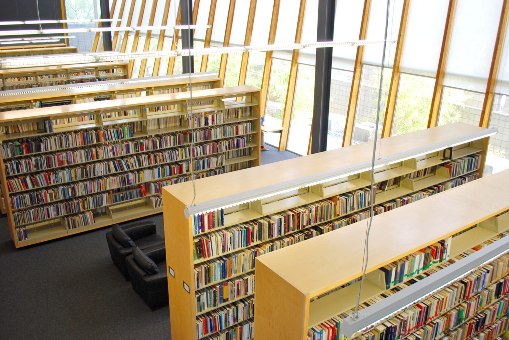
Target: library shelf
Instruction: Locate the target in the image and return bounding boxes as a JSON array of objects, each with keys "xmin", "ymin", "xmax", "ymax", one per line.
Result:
[
  {"xmin": 162, "ymin": 123, "xmax": 495, "ymax": 340},
  {"xmin": 0, "ymin": 73, "xmax": 220, "ymax": 214},
  {"xmin": 0, "ymin": 62, "xmax": 129, "ymax": 90},
  {"xmin": 254, "ymin": 169, "xmax": 509, "ymax": 339},
  {"xmin": 0, "ymin": 86, "xmax": 261, "ymax": 248},
  {"xmin": 0, "ymin": 46, "xmax": 77, "ymax": 58}
]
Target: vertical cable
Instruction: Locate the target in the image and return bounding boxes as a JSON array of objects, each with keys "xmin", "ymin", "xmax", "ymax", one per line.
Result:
[{"xmin": 353, "ymin": 0, "xmax": 391, "ymax": 319}]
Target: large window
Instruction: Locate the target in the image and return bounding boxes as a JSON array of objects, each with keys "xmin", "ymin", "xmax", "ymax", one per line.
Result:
[
  {"xmin": 352, "ymin": 65, "xmax": 390, "ymax": 144},
  {"xmin": 391, "ymin": 73, "xmax": 435, "ymax": 136},
  {"xmin": 65, "ymin": 0, "xmax": 101, "ymax": 52},
  {"xmin": 328, "ymin": 69, "xmax": 352, "ymax": 149},
  {"xmin": 486, "ymin": 94, "xmax": 509, "ymax": 174},
  {"xmin": 437, "ymin": 87, "xmax": 483, "ymax": 126},
  {"xmin": 287, "ymin": 64, "xmax": 314, "ymax": 155}
]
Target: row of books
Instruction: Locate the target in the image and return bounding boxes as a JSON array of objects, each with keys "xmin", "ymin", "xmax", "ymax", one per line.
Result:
[
  {"xmin": 150, "ymin": 196, "xmax": 162, "ymax": 209},
  {"xmin": 196, "ymin": 274, "xmax": 255, "ymax": 313},
  {"xmin": 0, "ymin": 122, "xmax": 45, "ymax": 135},
  {"xmin": 6, "ymin": 153, "xmax": 228, "ymax": 193},
  {"xmin": 0, "ymin": 120, "xmax": 254, "ymax": 159},
  {"xmin": 186, "ymin": 112, "xmax": 226, "ymax": 129},
  {"xmin": 111, "ymin": 187, "xmax": 146, "ymax": 204},
  {"xmin": 443, "ymin": 154, "xmax": 480, "ymax": 178},
  {"xmin": 337, "ymin": 188, "xmax": 371, "ymax": 215},
  {"xmin": 8, "ymin": 155, "xmax": 231, "ymax": 207},
  {"xmin": 13, "ymin": 193, "xmax": 108, "ymax": 226},
  {"xmin": 380, "ymin": 238, "xmax": 452, "ymax": 289},
  {"xmin": 4, "ymin": 137, "xmax": 249, "ymax": 176},
  {"xmin": 194, "ymin": 209, "xmax": 226, "ymax": 235},
  {"xmin": 192, "ymin": 174, "xmax": 480, "ymax": 292},
  {"xmin": 375, "ymin": 177, "xmax": 401, "ymax": 193},
  {"xmin": 204, "ymin": 320, "xmax": 253, "ymax": 340},
  {"xmin": 308, "ymin": 238, "xmax": 508, "ymax": 340},
  {"xmin": 193, "ymin": 200, "xmax": 336, "ymax": 260},
  {"xmin": 64, "ymin": 211, "xmax": 95, "ymax": 230},
  {"xmin": 196, "ymin": 298, "xmax": 254, "ymax": 339},
  {"xmin": 404, "ymin": 166, "xmax": 438, "ymax": 180}
]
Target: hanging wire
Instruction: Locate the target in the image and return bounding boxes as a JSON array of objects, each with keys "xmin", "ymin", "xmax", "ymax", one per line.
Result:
[{"xmin": 353, "ymin": 0, "xmax": 391, "ymax": 319}]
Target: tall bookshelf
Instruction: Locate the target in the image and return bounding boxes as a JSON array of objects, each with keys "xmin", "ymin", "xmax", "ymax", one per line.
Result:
[
  {"xmin": 0, "ymin": 86, "xmax": 261, "ymax": 248},
  {"xmin": 254, "ymin": 169, "xmax": 509, "ymax": 339},
  {"xmin": 0, "ymin": 73, "xmax": 220, "ymax": 214},
  {"xmin": 162, "ymin": 123, "xmax": 495, "ymax": 340},
  {"xmin": 0, "ymin": 73, "xmax": 220, "ymax": 112},
  {"xmin": 0, "ymin": 46, "xmax": 78, "ymax": 58},
  {"xmin": 0, "ymin": 62, "xmax": 129, "ymax": 90}
]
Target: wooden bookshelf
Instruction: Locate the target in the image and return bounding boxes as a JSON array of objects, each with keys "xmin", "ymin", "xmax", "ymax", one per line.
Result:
[
  {"xmin": 0, "ymin": 86, "xmax": 261, "ymax": 248},
  {"xmin": 162, "ymin": 123, "xmax": 495, "ymax": 340},
  {"xmin": 0, "ymin": 73, "xmax": 221, "ymax": 112},
  {"xmin": 0, "ymin": 73, "xmax": 220, "ymax": 214},
  {"xmin": 0, "ymin": 62, "xmax": 129, "ymax": 90},
  {"xmin": 0, "ymin": 46, "xmax": 78, "ymax": 58},
  {"xmin": 254, "ymin": 169, "xmax": 509, "ymax": 339}
]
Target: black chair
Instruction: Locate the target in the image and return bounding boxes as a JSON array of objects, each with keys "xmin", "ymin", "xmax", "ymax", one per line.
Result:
[
  {"xmin": 106, "ymin": 220, "xmax": 164, "ymax": 280},
  {"xmin": 126, "ymin": 246, "xmax": 168, "ymax": 310}
]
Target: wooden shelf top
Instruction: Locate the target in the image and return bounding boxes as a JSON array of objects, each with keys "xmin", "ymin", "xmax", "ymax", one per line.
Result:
[
  {"xmin": 0, "ymin": 61, "xmax": 128, "ymax": 75},
  {"xmin": 0, "ymin": 85, "xmax": 259, "ymax": 122},
  {"xmin": 0, "ymin": 46, "xmax": 77, "ymax": 55},
  {"xmin": 0, "ymin": 43, "xmax": 67, "ymax": 51},
  {"xmin": 164, "ymin": 123, "xmax": 493, "ymax": 212},
  {"xmin": 0, "ymin": 73, "xmax": 220, "ymax": 104},
  {"xmin": 256, "ymin": 169, "xmax": 509, "ymax": 298}
]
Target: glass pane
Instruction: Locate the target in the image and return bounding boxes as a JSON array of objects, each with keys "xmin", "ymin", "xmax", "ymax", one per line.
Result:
[
  {"xmin": 245, "ymin": 0, "xmax": 274, "ymax": 84},
  {"xmin": 444, "ymin": 0, "xmax": 503, "ymax": 92},
  {"xmin": 332, "ymin": 0, "xmax": 364, "ymax": 71},
  {"xmin": 287, "ymin": 64, "xmax": 315, "ymax": 155},
  {"xmin": 193, "ymin": 40, "xmax": 205, "ymax": 71},
  {"xmin": 224, "ymin": 51, "xmax": 243, "ymax": 87},
  {"xmin": 65, "ymin": 0, "xmax": 101, "ymax": 52},
  {"xmin": 352, "ymin": 65, "xmax": 390, "ymax": 144},
  {"xmin": 328, "ymin": 69, "xmax": 353, "ymax": 149},
  {"xmin": 264, "ymin": 58, "xmax": 291, "ymax": 146},
  {"xmin": 229, "ymin": 0, "xmax": 250, "ymax": 45},
  {"xmin": 392, "ymin": 73, "xmax": 435, "ymax": 136},
  {"xmin": 437, "ymin": 87, "xmax": 483, "ymax": 126},
  {"xmin": 400, "ymin": 0, "xmax": 449, "ymax": 76},
  {"xmin": 363, "ymin": 0, "xmax": 403, "ymax": 67},
  {"xmin": 486, "ymin": 94, "xmax": 509, "ymax": 174},
  {"xmin": 194, "ymin": 0, "xmax": 211, "ymax": 43},
  {"xmin": 299, "ymin": 0, "xmax": 317, "ymax": 63}
]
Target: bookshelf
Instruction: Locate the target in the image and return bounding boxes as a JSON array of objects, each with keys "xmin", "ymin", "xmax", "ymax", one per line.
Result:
[
  {"xmin": 0, "ymin": 46, "xmax": 78, "ymax": 58},
  {"xmin": 254, "ymin": 169, "xmax": 509, "ymax": 339},
  {"xmin": 0, "ymin": 62, "xmax": 129, "ymax": 90},
  {"xmin": 0, "ymin": 73, "xmax": 220, "ymax": 214},
  {"xmin": 0, "ymin": 86, "xmax": 261, "ymax": 248},
  {"xmin": 162, "ymin": 123, "xmax": 495, "ymax": 340},
  {"xmin": 0, "ymin": 73, "xmax": 221, "ymax": 112}
]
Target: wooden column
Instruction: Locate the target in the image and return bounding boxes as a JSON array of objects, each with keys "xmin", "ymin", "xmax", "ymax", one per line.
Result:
[
  {"xmin": 152, "ymin": 0, "xmax": 173, "ymax": 76},
  {"xmin": 342, "ymin": 0, "xmax": 371, "ymax": 147},
  {"xmin": 218, "ymin": 0, "xmax": 237, "ymax": 85},
  {"xmin": 237, "ymin": 0, "xmax": 257, "ymax": 86},
  {"xmin": 128, "ymin": 0, "xmax": 147, "ymax": 75},
  {"xmin": 120, "ymin": 0, "xmax": 137, "ymax": 53},
  {"xmin": 381, "ymin": 0, "xmax": 410, "ymax": 138},
  {"xmin": 259, "ymin": 0, "xmax": 281, "ymax": 118},
  {"xmin": 480, "ymin": 0, "xmax": 509, "ymax": 128},
  {"xmin": 111, "ymin": 0, "xmax": 127, "ymax": 51},
  {"xmin": 279, "ymin": 0, "xmax": 307, "ymax": 151},
  {"xmin": 138, "ymin": 0, "xmax": 160, "ymax": 78},
  {"xmin": 200, "ymin": 0, "xmax": 218, "ymax": 72},
  {"xmin": 427, "ymin": 0, "xmax": 457, "ymax": 128}
]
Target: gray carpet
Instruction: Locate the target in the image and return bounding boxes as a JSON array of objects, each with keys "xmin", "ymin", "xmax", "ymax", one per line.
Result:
[{"xmin": 0, "ymin": 146, "xmax": 298, "ymax": 340}]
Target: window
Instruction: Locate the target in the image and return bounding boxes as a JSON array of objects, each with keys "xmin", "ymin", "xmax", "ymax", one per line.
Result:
[
  {"xmin": 287, "ymin": 64, "xmax": 314, "ymax": 155},
  {"xmin": 328, "ymin": 69, "xmax": 352, "ymax": 149},
  {"xmin": 486, "ymin": 94, "xmax": 509, "ymax": 174},
  {"xmin": 437, "ymin": 87, "xmax": 483, "ymax": 127},
  {"xmin": 391, "ymin": 73, "xmax": 435, "ymax": 136},
  {"xmin": 65, "ymin": 0, "xmax": 101, "ymax": 52},
  {"xmin": 352, "ymin": 65, "xmax": 390, "ymax": 144}
]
